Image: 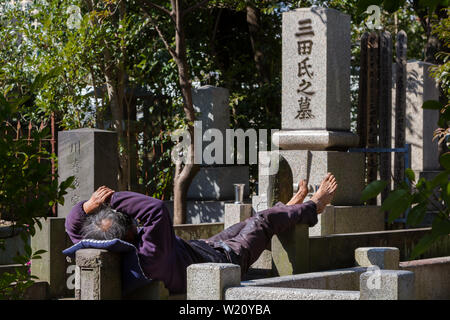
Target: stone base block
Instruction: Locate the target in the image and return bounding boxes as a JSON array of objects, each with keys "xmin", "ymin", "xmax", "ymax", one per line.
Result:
[
  {"xmin": 257, "ymin": 150, "xmax": 365, "ymax": 207},
  {"xmin": 75, "ymin": 249, "xmax": 121, "ymax": 300},
  {"xmin": 273, "ymin": 130, "xmax": 359, "ymax": 150},
  {"xmin": 309, "ymin": 205, "xmax": 385, "ymax": 236},
  {"xmin": 187, "ymin": 263, "xmax": 241, "ymax": 300},
  {"xmin": 187, "ymin": 166, "xmax": 249, "ymax": 201}
]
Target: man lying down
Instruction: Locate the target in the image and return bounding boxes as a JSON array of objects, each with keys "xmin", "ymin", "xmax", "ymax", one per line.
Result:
[{"xmin": 65, "ymin": 173, "xmax": 337, "ymax": 295}]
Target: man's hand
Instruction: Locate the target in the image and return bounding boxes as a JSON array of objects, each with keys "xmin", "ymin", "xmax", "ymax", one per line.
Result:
[{"xmin": 83, "ymin": 186, "xmax": 115, "ymax": 215}]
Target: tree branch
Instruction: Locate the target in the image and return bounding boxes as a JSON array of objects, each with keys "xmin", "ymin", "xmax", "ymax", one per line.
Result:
[
  {"xmin": 141, "ymin": 10, "xmax": 177, "ymax": 60},
  {"xmin": 182, "ymin": 0, "xmax": 211, "ymax": 17},
  {"xmin": 141, "ymin": 0, "xmax": 172, "ymax": 16}
]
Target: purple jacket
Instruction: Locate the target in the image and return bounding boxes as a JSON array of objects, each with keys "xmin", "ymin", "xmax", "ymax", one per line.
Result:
[
  {"xmin": 65, "ymin": 191, "xmax": 201, "ymax": 294},
  {"xmin": 65, "ymin": 191, "xmax": 318, "ymax": 294}
]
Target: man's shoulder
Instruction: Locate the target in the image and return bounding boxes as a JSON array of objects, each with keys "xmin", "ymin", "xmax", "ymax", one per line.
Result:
[{"xmin": 113, "ymin": 191, "xmax": 166, "ymax": 207}]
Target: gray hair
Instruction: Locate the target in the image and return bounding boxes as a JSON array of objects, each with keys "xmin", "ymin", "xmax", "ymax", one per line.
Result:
[{"xmin": 81, "ymin": 205, "xmax": 134, "ymax": 241}]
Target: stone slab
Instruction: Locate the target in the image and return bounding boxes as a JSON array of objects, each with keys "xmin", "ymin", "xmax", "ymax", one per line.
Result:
[
  {"xmin": 225, "ymin": 287, "xmax": 360, "ymax": 300},
  {"xmin": 58, "ymin": 129, "xmax": 118, "ymax": 218},
  {"xmin": 243, "ymin": 266, "xmax": 368, "ymax": 291},
  {"xmin": 273, "ymin": 130, "xmax": 359, "ymax": 150},
  {"xmin": 309, "ymin": 205, "xmax": 385, "ymax": 236},
  {"xmin": 187, "ymin": 263, "xmax": 241, "ymax": 300},
  {"xmin": 282, "ymin": 8, "xmax": 351, "ymax": 131}
]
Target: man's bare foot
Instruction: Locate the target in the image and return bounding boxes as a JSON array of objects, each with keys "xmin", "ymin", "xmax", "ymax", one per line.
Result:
[
  {"xmin": 310, "ymin": 173, "xmax": 337, "ymax": 214},
  {"xmin": 286, "ymin": 179, "xmax": 308, "ymax": 205}
]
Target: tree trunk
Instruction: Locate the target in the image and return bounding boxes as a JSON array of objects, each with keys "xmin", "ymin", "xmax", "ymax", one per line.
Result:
[
  {"xmin": 171, "ymin": 1, "xmax": 199, "ymax": 224},
  {"xmin": 246, "ymin": 5, "xmax": 270, "ymax": 85}
]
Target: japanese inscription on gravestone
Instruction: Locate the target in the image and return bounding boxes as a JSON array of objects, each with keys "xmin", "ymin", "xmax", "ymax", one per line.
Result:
[
  {"xmin": 295, "ymin": 19, "xmax": 315, "ymax": 120},
  {"xmin": 58, "ymin": 129, "xmax": 118, "ymax": 218},
  {"xmin": 70, "ymin": 140, "xmax": 81, "ymax": 206}
]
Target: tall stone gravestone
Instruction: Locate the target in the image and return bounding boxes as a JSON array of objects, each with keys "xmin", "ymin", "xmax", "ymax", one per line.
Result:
[
  {"xmin": 391, "ymin": 60, "xmax": 442, "ymax": 220},
  {"xmin": 392, "ymin": 60, "xmax": 440, "ymax": 175},
  {"xmin": 58, "ymin": 128, "xmax": 118, "ymax": 217},
  {"xmin": 254, "ymin": 8, "xmax": 384, "ymax": 240}
]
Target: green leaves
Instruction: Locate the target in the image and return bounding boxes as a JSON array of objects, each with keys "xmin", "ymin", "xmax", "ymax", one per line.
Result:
[
  {"xmin": 439, "ymin": 152, "xmax": 450, "ymax": 170},
  {"xmin": 382, "ymin": 189, "xmax": 411, "ymax": 223},
  {"xmin": 360, "ymin": 180, "xmax": 388, "ymax": 203},
  {"xmin": 406, "ymin": 203, "xmax": 427, "ymax": 226},
  {"xmin": 410, "ymin": 216, "xmax": 450, "ymax": 259},
  {"xmin": 405, "ymin": 168, "xmax": 416, "ymax": 183},
  {"xmin": 422, "ymin": 100, "xmax": 443, "ymax": 110}
]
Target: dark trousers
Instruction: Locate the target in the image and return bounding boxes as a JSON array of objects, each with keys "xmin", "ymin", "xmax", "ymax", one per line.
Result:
[{"xmin": 203, "ymin": 200, "xmax": 317, "ymax": 275}]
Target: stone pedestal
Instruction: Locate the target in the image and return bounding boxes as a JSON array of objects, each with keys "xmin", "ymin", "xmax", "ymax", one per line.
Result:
[
  {"xmin": 75, "ymin": 249, "xmax": 121, "ymax": 300},
  {"xmin": 57, "ymin": 129, "xmax": 118, "ymax": 218},
  {"xmin": 257, "ymin": 150, "xmax": 365, "ymax": 208},
  {"xmin": 187, "ymin": 263, "xmax": 241, "ymax": 300}
]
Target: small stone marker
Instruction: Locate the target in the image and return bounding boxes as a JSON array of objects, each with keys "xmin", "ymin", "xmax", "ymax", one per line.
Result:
[
  {"xmin": 360, "ymin": 270, "xmax": 414, "ymax": 300},
  {"xmin": 75, "ymin": 249, "xmax": 121, "ymax": 300},
  {"xmin": 355, "ymin": 247, "xmax": 400, "ymax": 270},
  {"xmin": 187, "ymin": 263, "xmax": 241, "ymax": 300},
  {"xmin": 224, "ymin": 203, "xmax": 252, "ymax": 229}
]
